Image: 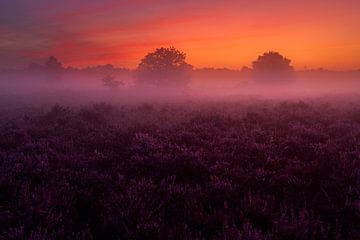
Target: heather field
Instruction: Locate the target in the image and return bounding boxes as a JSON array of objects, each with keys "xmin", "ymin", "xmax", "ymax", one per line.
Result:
[{"xmin": 1, "ymin": 98, "xmax": 360, "ymax": 239}]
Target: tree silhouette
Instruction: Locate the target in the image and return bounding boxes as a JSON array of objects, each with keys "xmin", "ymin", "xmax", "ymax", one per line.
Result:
[
  {"xmin": 102, "ymin": 75, "xmax": 123, "ymax": 89},
  {"xmin": 28, "ymin": 63, "xmax": 44, "ymax": 72},
  {"xmin": 252, "ymin": 51, "xmax": 294, "ymax": 83},
  {"xmin": 135, "ymin": 47, "xmax": 193, "ymax": 87},
  {"xmin": 45, "ymin": 56, "xmax": 63, "ymax": 71}
]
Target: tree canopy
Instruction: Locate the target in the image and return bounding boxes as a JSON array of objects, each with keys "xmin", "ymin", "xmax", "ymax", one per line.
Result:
[
  {"xmin": 135, "ymin": 47, "xmax": 193, "ymax": 87},
  {"xmin": 45, "ymin": 56, "xmax": 63, "ymax": 71},
  {"xmin": 102, "ymin": 75, "xmax": 123, "ymax": 89},
  {"xmin": 252, "ymin": 51, "xmax": 294, "ymax": 83}
]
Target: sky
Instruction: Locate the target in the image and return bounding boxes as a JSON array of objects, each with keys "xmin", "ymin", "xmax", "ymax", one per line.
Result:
[{"xmin": 0, "ymin": 0, "xmax": 359, "ymax": 70}]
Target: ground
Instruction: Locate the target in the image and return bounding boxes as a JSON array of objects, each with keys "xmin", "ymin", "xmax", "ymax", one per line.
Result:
[{"xmin": 1, "ymin": 98, "xmax": 360, "ymax": 239}]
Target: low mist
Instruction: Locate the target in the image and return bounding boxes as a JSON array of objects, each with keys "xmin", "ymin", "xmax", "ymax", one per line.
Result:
[{"xmin": 1, "ymin": 68, "xmax": 360, "ymax": 111}]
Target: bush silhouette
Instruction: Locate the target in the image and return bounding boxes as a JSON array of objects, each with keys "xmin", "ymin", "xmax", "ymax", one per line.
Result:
[
  {"xmin": 28, "ymin": 56, "xmax": 64, "ymax": 74},
  {"xmin": 102, "ymin": 75, "xmax": 122, "ymax": 89},
  {"xmin": 45, "ymin": 56, "xmax": 63, "ymax": 71},
  {"xmin": 135, "ymin": 47, "xmax": 193, "ymax": 87},
  {"xmin": 252, "ymin": 51, "xmax": 294, "ymax": 83}
]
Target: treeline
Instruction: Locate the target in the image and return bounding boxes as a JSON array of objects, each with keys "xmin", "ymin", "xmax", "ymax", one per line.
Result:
[
  {"xmin": 27, "ymin": 48, "xmax": 296, "ymax": 86},
  {"xmin": 2, "ymin": 47, "xmax": 359, "ymax": 88}
]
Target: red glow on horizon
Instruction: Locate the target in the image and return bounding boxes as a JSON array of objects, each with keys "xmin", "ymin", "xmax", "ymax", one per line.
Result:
[{"xmin": 1, "ymin": 0, "xmax": 360, "ymax": 70}]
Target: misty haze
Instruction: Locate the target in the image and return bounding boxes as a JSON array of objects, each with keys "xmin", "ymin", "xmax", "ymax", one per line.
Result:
[{"xmin": 1, "ymin": 1, "xmax": 360, "ymax": 240}]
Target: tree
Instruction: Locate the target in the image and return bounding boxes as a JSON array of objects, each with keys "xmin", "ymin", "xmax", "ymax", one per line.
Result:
[
  {"xmin": 252, "ymin": 51, "xmax": 294, "ymax": 83},
  {"xmin": 240, "ymin": 66, "xmax": 252, "ymax": 78},
  {"xmin": 28, "ymin": 63, "xmax": 44, "ymax": 72},
  {"xmin": 102, "ymin": 75, "xmax": 123, "ymax": 89},
  {"xmin": 45, "ymin": 56, "xmax": 63, "ymax": 72},
  {"xmin": 135, "ymin": 47, "xmax": 193, "ymax": 87}
]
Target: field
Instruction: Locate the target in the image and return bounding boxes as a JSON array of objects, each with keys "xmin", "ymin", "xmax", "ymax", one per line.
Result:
[{"xmin": 1, "ymin": 97, "xmax": 360, "ymax": 239}]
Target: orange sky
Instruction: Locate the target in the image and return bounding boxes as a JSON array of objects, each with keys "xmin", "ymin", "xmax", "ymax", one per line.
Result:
[{"xmin": 1, "ymin": 0, "xmax": 359, "ymax": 70}]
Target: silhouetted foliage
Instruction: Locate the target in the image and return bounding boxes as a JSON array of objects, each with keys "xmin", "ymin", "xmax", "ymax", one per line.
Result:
[
  {"xmin": 45, "ymin": 56, "xmax": 63, "ymax": 71},
  {"xmin": 252, "ymin": 51, "xmax": 294, "ymax": 83},
  {"xmin": 27, "ymin": 56, "xmax": 64, "ymax": 75},
  {"xmin": 240, "ymin": 66, "xmax": 252, "ymax": 79},
  {"xmin": 102, "ymin": 75, "xmax": 123, "ymax": 89},
  {"xmin": 28, "ymin": 62, "xmax": 44, "ymax": 72},
  {"xmin": 1, "ymin": 100, "xmax": 360, "ymax": 239},
  {"xmin": 135, "ymin": 47, "xmax": 193, "ymax": 87}
]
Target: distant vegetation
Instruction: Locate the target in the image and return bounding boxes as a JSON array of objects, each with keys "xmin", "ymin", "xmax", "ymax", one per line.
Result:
[
  {"xmin": 252, "ymin": 51, "xmax": 295, "ymax": 84},
  {"xmin": 13, "ymin": 48, "xmax": 359, "ymax": 92},
  {"xmin": 29, "ymin": 56, "xmax": 64, "ymax": 73},
  {"xmin": 135, "ymin": 47, "xmax": 193, "ymax": 87},
  {"xmin": 102, "ymin": 75, "xmax": 123, "ymax": 89}
]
